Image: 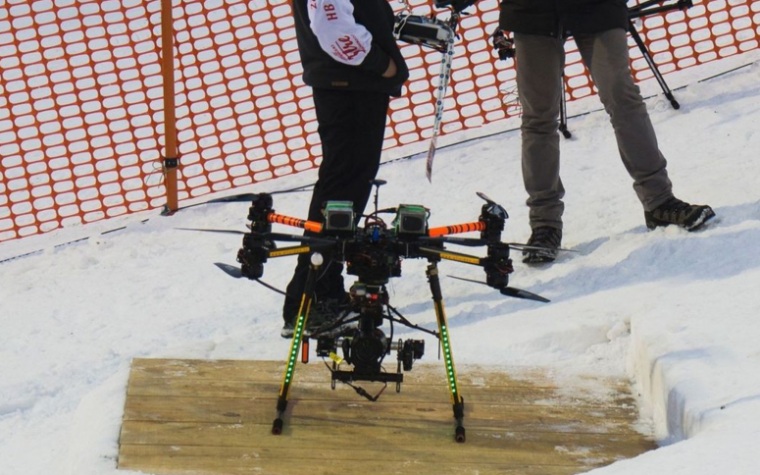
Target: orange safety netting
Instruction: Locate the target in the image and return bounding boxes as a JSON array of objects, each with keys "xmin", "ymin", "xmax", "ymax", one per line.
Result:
[{"xmin": 1, "ymin": 0, "xmax": 759, "ymax": 243}]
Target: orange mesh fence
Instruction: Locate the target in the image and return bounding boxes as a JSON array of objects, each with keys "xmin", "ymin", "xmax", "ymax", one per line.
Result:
[{"xmin": 1, "ymin": 0, "xmax": 759, "ymax": 243}]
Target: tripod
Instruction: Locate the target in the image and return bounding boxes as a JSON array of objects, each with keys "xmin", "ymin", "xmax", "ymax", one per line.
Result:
[{"xmin": 559, "ymin": 0, "xmax": 693, "ymax": 138}]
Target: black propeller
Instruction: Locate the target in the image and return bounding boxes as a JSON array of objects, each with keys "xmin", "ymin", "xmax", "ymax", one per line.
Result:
[
  {"xmin": 421, "ymin": 236, "xmax": 576, "ymax": 254},
  {"xmin": 507, "ymin": 243, "xmax": 578, "ymax": 253},
  {"xmin": 265, "ymin": 232, "xmax": 336, "ymax": 245},
  {"xmin": 214, "ymin": 263, "xmax": 288, "ymax": 296},
  {"xmin": 176, "ymin": 183, "xmax": 314, "ymax": 211},
  {"xmin": 447, "ymin": 275, "xmax": 550, "ymax": 303},
  {"xmin": 215, "ymin": 262, "xmax": 245, "ymax": 278},
  {"xmin": 176, "ymin": 228, "xmax": 336, "ymax": 245},
  {"xmin": 420, "ymin": 236, "xmax": 489, "ymax": 247},
  {"xmin": 476, "ymin": 191, "xmax": 509, "ymax": 220},
  {"xmin": 176, "ymin": 227, "xmax": 246, "ymax": 235}
]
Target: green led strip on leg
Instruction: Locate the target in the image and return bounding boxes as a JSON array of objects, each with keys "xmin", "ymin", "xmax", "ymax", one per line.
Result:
[
  {"xmin": 436, "ymin": 302, "xmax": 462, "ymax": 404},
  {"xmin": 279, "ymin": 297, "xmax": 311, "ymax": 398}
]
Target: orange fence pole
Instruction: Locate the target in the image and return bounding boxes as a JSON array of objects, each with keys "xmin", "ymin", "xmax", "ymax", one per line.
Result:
[{"xmin": 161, "ymin": 0, "xmax": 179, "ymax": 214}]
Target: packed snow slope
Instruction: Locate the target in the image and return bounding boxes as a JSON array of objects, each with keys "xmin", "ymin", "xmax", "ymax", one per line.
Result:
[{"xmin": 1, "ymin": 53, "xmax": 760, "ymax": 475}]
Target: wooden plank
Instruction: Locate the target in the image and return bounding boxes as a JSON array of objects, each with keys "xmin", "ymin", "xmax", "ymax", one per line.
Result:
[
  {"xmin": 118, "ymin": 359, "xmax": 655, "ymax": 475},
  {"xmin": 127, "ymin": 374, "xmax": 556, "ymax": 401},
  {"xmin": 129, "ymin": 370, "xmax": 635, "ymax": 406},
  {"xmin": 127, "ymin": 358, "xmax": 636, "ymax": 407},
  {"xmin": 123, "ymin": 395, "xmax": 639, "ymax": 434},
  {"xmin": 125, "ymin": 376, "xmax": 636, "ymax": 408},
  {"xmin": 119, "ymin": 421, "xmax": 654, "ymax": 461},
  {"xmin": 118, "ymin": 445, "xmax": 595, "ymax": 475},
  {"xmin": 130, "ymin": 358, "xmax": 606, "ymax": 388}
]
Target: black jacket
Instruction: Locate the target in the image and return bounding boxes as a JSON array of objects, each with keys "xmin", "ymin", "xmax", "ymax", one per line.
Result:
[
  {"xmin": 292, "ymin": 0, "xmax": 409, "ymax": 97},
  {"xmin": 499, "ymin": 0, "xmax": 629, "ymax": 38}
]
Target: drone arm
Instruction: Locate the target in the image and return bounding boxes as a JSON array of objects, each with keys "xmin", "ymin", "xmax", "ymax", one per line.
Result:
[
  {"xmin": 268, "ymin": 212, "xmax": 323, "ymax": 233},
  {"xmin": 266, "ymin": 245, "xmax": 314, "ymax": 259},
  {"xmin": 428, "ymin": 221, "xmax": 485, "ymax": 237},
  {"xmin": 418, "ymin": 246, "xmax": 484, "ymax": 266},
  {"xmin": 419, "ymin": 241, "xmax": 513, "ymax": 289}
]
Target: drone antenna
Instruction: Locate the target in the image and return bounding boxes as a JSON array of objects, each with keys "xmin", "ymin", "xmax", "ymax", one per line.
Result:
[{"xmin": 370, "ymin": 179, "xmax": 387, "ymax": 215}]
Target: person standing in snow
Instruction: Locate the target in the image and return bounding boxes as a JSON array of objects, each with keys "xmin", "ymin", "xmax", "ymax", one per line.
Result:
[
  {"xmin": 498, "ymin": 0, "xmax": 715, "ymax": 264},
  {"xmin": 280, "ymin": 0, "xmax": 409, "ymax": 337}
]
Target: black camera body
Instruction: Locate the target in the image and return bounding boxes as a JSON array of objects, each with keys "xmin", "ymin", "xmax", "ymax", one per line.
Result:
[
  {"xmin": 433, "ymin": 0, "xmax": 480, "ymax": 13},
  {"xmin": 394, "ymin": 14, "xmax": 453, "ymax": 52}
]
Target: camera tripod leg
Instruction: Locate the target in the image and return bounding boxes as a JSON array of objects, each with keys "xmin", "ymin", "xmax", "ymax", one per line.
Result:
[
  {"xmin": 272, "ymin": 255, "xmax": 322, "ymax": 435},
  {"xmin": 559, "ymin": 75, "xmax": 572, "ymax": 139},
  {"xmin": 628, "ymin": 19, "xmax": 680, "ymax": 109},
  {"xmin": 560, "ymin": 14, "xmax": 682, "ymax": 138},
  {"xmin": 426, "ymin": 262, "xmax": 466, "ymax": 442}
]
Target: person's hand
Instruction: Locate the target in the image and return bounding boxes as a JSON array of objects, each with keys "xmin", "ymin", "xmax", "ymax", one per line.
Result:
[{"xmin": 382, "ymin": 59, "xmax": 397, "ymax": 78}]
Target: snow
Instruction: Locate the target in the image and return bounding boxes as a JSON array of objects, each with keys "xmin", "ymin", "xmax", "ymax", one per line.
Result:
[{"xmin": 2, "ymin": 52, "xmax": 760, "ymax": 475}]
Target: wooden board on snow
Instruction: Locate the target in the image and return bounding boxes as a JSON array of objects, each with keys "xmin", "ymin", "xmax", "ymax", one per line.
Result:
[{"xmin": 118, "ymin": 358, "xmax": 655, "ymax": 475}]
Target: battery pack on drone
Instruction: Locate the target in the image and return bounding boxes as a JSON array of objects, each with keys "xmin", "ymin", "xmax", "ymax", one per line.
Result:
[
  {"xmin": 395, "ymin": 204, "xmax": 429, "ymax": 236},
  {"xmin": 323, "ymin": 201, "xmax": 355, "ymax": 232}
]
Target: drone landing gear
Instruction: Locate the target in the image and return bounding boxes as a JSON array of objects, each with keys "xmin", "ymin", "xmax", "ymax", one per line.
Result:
[
  {"xmin": 427, "ymin": 262, "xmax": 466, "ymax": 443},
  {"xmin": 272, "ymin": 254, "xmax": 322, "ymax": 435}
]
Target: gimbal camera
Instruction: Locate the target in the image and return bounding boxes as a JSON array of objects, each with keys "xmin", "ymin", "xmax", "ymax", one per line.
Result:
[
  {"xmin": 219, "ymin": 180, "xmax": 551, "ymax": 442},
  {"xmin": 393, "ymin": 0, "xmax": 482, "ymax": 52}
]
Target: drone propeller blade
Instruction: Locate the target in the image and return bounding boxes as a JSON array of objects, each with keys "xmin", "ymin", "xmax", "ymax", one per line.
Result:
[
  {"xmin": 176, "ymin": 185, "xmax": 314, "ymax": 211},
  {"xmin": 205, "ymin": 185, "xmax": 312, "ymax": 203},
  {"xmin": 253, "ymin": 278, "xmax": 288, "ymax": 296},
  {"xmin": 214, "ymin": 262, "xmax": 245, "ymax": 278},
  {"xmin": 177, "ymin": 228, "xmax": 334, "ymax": 246},
  {"xmin": 499, "ymin": 286, "xmax": 550, "ymax": 303},
  {"xmin": 177, "ymin": 227, "xmax": 246, "ymax": 235},
  {"xmin": 174, "ymin": 193, "xmax": 258, "ymax": 212},
  {"xmin": 214, "ymin": 263, "xmax": 288, "ymax": 296},
  {"xmin": 476, "ymin": 191, "xmax": 497, "ymax": 206},
  {"xmin": 476, "ymin": 191, "xmax": 509, "ymax": 220},
  {"xmin": 507, "ymin": 242, "xmax": 578, "ymax": 253},
  {"xmin": 266, "ymin": 232, "xmax": 336, "ymax": 245},
  {"xmin": 206, "ymin": 193, "xmax": 259, "ymax": 203},
  {"xmin": 421, "ymin": 236, "xmax": 488, "ymax": 247},
  {"xmin": 447, "ymin": 275, "xmax": 488, "ymax": 286},
  {"xmin": 447, "ymin": 275, "xmax": 550, "ymax": 303}
]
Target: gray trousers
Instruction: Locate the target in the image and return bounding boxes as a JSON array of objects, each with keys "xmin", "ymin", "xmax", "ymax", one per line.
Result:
[{"xmin": 514, "ymin": 28, "xmax": 673, "ymax": 230}]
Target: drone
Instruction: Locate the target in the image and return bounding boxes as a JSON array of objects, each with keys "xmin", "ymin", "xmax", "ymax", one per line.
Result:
[{"xmin": 184, "ymin": 180, "xmax": 567, "ymax": 442}]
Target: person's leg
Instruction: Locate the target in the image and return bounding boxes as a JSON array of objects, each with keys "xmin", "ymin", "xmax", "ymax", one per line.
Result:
[
  {"xmin": 574, "ymin": 28, "xmax": 673, "ymax": 211},
  {"xmin": 514, "ymin": 32, "xmax": 567, "ymax": 230},
  {"xmin": 282, "ymin": 88, "xmax": 389, "ymax": 327}
]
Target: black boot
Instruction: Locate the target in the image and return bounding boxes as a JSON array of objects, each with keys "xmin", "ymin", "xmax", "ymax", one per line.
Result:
[
  {"xmin": 281, "ymin": 253, "xmax": 347, "ymax": 339},
  {"xmin": 522, "ymin": 226, "xmax": 562, "ymax": 264},
  {"xmin": 644, "ymin": 197, "xmax": 715, "ymax": 231}
]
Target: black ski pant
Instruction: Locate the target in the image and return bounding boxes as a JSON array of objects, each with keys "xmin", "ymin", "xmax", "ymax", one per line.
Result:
[{"xmin": 282, "ymin": 87, "xmax": 390, "ymax": 325}]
